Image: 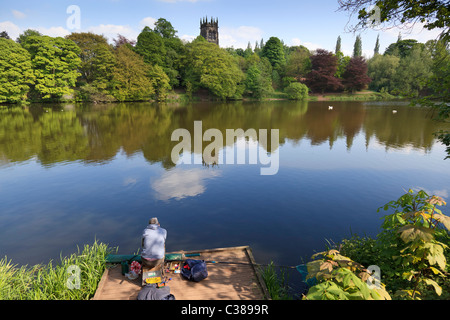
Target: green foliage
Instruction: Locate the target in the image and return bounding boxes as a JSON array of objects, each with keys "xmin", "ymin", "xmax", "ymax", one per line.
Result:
[
  {"xmin": 135, "ymin": 26, "xmax": 166, "ymax": 67},
  {"xmin": 21, "ymin": 35, "xmax": 81, "ymax": 101},
  {"xmin": 244, "ymin": 57, "xmax": 273, "ymax": 99},
  {"xmin": 284, "ymin": 82, "xmax": 308, "ymax": 100},
  {"xmin": 303, "ymin": 249, "xmax": 391, "ymax": 300},
  {"xmin": 112, "ymin": 45, "xmax": 155, "ymax": 101},
  {"xmin": 0, "ymin": 38, "xmax": 35, "ymax": 103},
  {"xmin": 183, "ymin": 38, "xmax": 245, "ymax": 100},
  {"xmin": 353, "ymin": 34, "xmax": 362, "ymax": 57},
  {"xmin": 259, "ymin": 262, "xmax": 292, "ymax": 300},
  {"xmin": 367, "ymin": 53, "xmax": 400, "ymax": 92},
  {"xmin": 376, "ymin": 189, "xmax": 449, "ymax": 299},
  {"xmin": 66, "ymin": 32, "xmax": 116, "ymax": 93},
  {"xmin": 261, "ymin": 37, "xmax": 286, "ymax": 72}
]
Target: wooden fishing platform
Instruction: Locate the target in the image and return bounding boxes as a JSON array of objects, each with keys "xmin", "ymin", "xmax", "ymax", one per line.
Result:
[{"xmin": 92, "ymin": 246, "xmax": 270, "ymax": 300}]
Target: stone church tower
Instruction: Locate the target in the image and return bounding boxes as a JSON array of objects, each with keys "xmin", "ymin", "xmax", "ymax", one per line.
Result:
[{"xmin": 200, "ymin": 17, "xmax": 219, "ymax": 46}]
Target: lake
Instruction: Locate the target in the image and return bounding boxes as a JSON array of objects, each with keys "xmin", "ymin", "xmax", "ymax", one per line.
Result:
[{"xmin": 1, "ymin": 100, "xmax": 449, "ymax": 271}]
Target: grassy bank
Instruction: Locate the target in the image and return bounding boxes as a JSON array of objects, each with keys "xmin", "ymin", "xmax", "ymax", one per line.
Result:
[{"xmin": 0, "ymin": 240, "xmax": 116, "ymax": 300}]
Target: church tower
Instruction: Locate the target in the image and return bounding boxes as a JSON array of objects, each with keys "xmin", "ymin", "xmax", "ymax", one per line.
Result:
[{"xmin": 200, "ymin": 17, "xmax": 219, "ymax": 46}]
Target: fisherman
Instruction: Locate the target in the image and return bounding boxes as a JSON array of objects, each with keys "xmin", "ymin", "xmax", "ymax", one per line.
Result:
[{"xmin": 141, "ymin": 217, "xmax": 167, "ymax": 269}]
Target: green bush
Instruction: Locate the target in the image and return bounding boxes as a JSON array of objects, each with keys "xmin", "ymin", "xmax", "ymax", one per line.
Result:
[{"xmin": 284, "ymin": 82, "xmax": 308, "ymax": 100}]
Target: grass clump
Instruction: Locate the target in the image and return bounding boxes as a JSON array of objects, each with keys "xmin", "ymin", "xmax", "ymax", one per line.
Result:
[{"xmin": 0, "ymin": 240, "xmax": 117, "ymax": 300}]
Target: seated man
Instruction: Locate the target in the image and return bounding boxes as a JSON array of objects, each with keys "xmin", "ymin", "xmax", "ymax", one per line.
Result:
[{"xmin": 141, "ymin": 217, "xmax": 167, "ymax": 269}]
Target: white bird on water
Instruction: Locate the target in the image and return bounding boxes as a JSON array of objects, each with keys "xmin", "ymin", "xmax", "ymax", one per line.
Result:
[
  {"xmin": 328, "ymin": 106, "xmax": 333, "ymax": 110},
  {"xmin": 392, "ymin": 110, "xmax": 397, "ymax": 114}
]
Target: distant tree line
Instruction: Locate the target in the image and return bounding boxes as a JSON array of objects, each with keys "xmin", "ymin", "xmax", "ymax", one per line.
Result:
[{"xmin": 0, "ymin": 17, "xmax": 448, "ymax": 104}]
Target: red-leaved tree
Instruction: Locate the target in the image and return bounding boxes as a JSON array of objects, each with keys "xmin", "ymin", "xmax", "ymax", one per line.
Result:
[
  {"xmin": 342, "ymin": 56, "xmax": 371, "ymax": 93},
  {"xmin": 306, "ymin": 49, "xmax": 342, "ymax": 93}
]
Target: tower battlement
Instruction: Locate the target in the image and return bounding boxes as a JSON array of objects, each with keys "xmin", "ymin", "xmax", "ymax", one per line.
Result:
[{"xmin": 200, "ymin": 16, "xmax": 219, "ymax": 46}]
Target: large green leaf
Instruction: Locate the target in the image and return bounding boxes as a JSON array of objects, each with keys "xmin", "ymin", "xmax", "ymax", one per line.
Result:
[{"xmin": 398, "ymin": 225, "xmax": 434, "ymax": 242}]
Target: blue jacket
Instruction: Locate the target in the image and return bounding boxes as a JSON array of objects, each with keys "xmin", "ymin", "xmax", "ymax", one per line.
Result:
[{"xmin": 142, "ymin": 224, "xmax": 167, "ymax": 260}]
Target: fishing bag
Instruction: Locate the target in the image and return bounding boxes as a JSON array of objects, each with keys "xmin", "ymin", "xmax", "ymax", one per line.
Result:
[{"xmin": 180, "ymin": 259, "xmax": 208, "ymax": 282}]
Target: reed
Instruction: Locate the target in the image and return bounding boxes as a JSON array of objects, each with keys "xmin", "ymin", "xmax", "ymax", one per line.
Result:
[{"xmin": 0, "ymin": 240, "xmax": 117, "ymax": 300}]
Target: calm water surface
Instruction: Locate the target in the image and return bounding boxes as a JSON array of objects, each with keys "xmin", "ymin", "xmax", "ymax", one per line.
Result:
[{"xmin": 1, "ymin": 100, "xmax": 449, "ymax": 269}]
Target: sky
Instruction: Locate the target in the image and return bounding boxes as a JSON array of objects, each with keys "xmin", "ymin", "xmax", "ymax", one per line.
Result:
[{"xmin": 0, "ymin": 0, "xmax": 444, "ymax": 58}]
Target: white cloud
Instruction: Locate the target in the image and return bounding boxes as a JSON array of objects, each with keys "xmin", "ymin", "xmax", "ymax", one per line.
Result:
[
  {"xmin": 85, "ymin": 24, "xmax": 139, "ymax": 42},
  {"xmin": 36, "ymin": 26, "xmax": 71, "ymax": 38},
  {"xmin": 220, "ymin": 26, "xmax": 264, "ymax": 49},
  {"xmin": 0, "ymin": 21, "xmax": 21, "ymax": 40},
  {"xmin": 151, "ymin": 168, "xmax": 220, "ymax": 201},
  {"xmin": 12, "ymin": 10, "xmax": 26, "ymax": 19},
  {"xmin": 140, "ymin": 17, "xmax": 157, "ymax": 29},
  {"xmin": 291, "ymin": 38, "xmax": 322, "ymax": 51}
]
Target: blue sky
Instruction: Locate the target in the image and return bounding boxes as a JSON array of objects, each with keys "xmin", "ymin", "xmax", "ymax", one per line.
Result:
[{"xmin": 0, "ymin": 0, "xmax": 443, "ymax": 57}]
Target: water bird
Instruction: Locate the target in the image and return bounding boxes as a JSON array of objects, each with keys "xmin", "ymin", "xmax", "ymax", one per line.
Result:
[
  {"xmin": 392, "ymin": 110, "xmax": 397, "ymax": 114},
  {"xmin": 328, "ymin": 106, "xmax": 333, "ymax": 110}
]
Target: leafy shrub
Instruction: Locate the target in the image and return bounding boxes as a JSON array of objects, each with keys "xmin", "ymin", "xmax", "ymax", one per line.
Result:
[{"xmin": 284, "ymin": 82, "xmax": 309, "ymax": 100}]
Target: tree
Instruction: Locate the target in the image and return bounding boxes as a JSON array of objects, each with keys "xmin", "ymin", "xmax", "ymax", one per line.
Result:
[
  {"xmin": 134, "ymin": 26, "xmax": 166, "ymax": 67},
  {"xmin": 113, "ymin": 34, "xmax": 136, "ymax": 48},
  {"xmin": 384, "ymin": 39, "xmax": 423, "ymax": 58},
  {"xmin": 367, "ymin": 53, "xmax": 400, "ymax": 92},
  {"xmin": 391, "ymin": 45, "xmax": 433, "ymax": 97},
  {"xmin": 284, "ymin": 82, "xmax": 309, "ymax": 100},
  {"xmin": 0, "ymin": 31, "xmax": 10, "ymax": 39},
  {"xmin": 335, "ymin": 36, "xmax": 342, "ymax": 54},
  {"xmin": 66, "ymin": 32, "xmax": 116, "ymax": 92},
  {"xmin": 111, "ymin": 45, "xmax": 155, "ymax": 101},
  {"xmin": 306, "ymin": 49, "xmax": 342, "ymax": 93},
  {"xmin": 244, "ymin": 57, "xmax": 273, "ymax": 99},
  {"xmin": 16, "ymin": 29, "xmax": 42, "ymax": 44},
  {"xmin": 342, "ymin": 56, "xmax": 371, "ymax": 92},
  {"xmin": 21, "ymin": 35, "xmax": 81, "ymax": 100},
  {"xmin": 261, "ymin": 37, "xmax": 286, "ymax": 72},
  {"xmin": 148, "ymin": 64, "xmax": 171, "ymax": 101},
  {"xmin": 183, "ymin": 36, "xmax": 244, "ymax": 99},
  {"xmin": 353, "ymin": 34, "xmax": 362, "ymax": 57},
  {"xmin": 154, "ymin": 18, "xmax": 177, "ymax": 39},
  {"xmin": 0, "ymin": 38, "xmax": 35, "ymax": 103},
  {"xmin": 335, "ymin": 51, "xmax": 351, "ymax": 79},
  {"xmin": 284, "ymin": 45, "xmax": 311, "ymax": 81},
  {"xmin": 374, "ymin": 34, "xmax": 380, "ymax": 55}
]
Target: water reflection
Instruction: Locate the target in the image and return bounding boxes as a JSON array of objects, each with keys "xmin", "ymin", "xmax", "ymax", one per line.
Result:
[
  {"xmin": 151, "ymin": 168, "xmax": 221, "ymax": 201},
  {"xmin": 1, "ymin": 101, "xmax": 449, "ymax": 266},
  {"xmin": 0, "ymin": 101, "xmax": 446, "ymax": 168}
]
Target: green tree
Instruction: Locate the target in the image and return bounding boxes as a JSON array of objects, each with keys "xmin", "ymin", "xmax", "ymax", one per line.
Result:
[
  {"xmin": 391, "ymin": 46, "xmax": 433, "ymax": 97},
  {"xmin": 154, "ymin": 18, "xmax": 177, "ymax": 39},
  {"xmin": 182, "ymin": 36, "xmax": 245, "ymax": 100},
  {"xmin": 16, "ymin": 29, "xmax": 42, "ymax": 44},
  {"xmin": 374, "ymin": 34, "xmax": 380, "ymax": 55},
  {"xmin": 284, "ymin": 82, "xmax": 308, "ymax": 100},
  {"xmin": 66, "ymin": 32, "xmax": 116, "ymax": 92},
  {"xmin": 367, "ymin": 53, "xmax": 400, "ymax": 92},
  {"xmin": 0, "ymin": 38, "xmax": 35, "ymax": 103},
  {"xmin": 384, "ymin": 39, "xmax": 423, "ymax": 58},
  {"xmin": 335, "ymin": 36, "xmax": 342, "ymax": 54},
  {"xmin": 112, "ymin": 45, "xmax": 155, "ymax": 101},
  {"xmin": 261, "ymin": 37, "xmax": 286, "ymax": 72},
  {"xmin": 148, "ymin": 64, "xmax": 171, "ymax": 101},
  {"xmin": 284, "ymin": 45, "xmax": 311, "ymax": 81},
  {"xmin": 244, "ymin": 57, "xmax": 273, "ymax": 99},
  {"xmin": 353, "ymin": 34, "xmax": 362, "ymax": 57},
  {"xmin": 135, "ymin": 26, "xmax": 166, "ymax": 67},
  {"xmin": 21, "ymin": 35, "xmax": 81, "ymax": 100}
]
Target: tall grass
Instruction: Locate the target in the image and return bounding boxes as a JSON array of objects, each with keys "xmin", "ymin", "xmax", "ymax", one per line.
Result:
[
  {"xmin": 259, "ymin": 262, "xmax": 293, "ymax": 300},
  {"xmin": 0, "ymin": 240, "xmax": 117, "ymax": 300}
]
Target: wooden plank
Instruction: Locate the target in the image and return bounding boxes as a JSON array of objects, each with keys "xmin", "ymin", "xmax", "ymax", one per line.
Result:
[{"xmin": 92, "ymin": 246, "xmax": 268, "ymax": 300}]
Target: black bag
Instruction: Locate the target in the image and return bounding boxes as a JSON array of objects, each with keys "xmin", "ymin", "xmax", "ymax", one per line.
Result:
[{"xmin": 180, "ymin": 259, "xmax": 208, "ymax": 282}]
